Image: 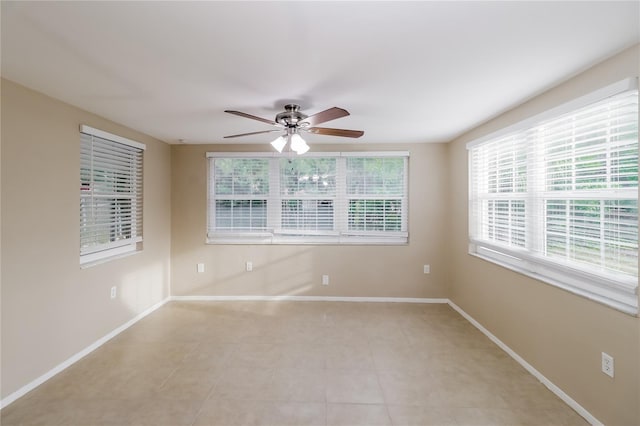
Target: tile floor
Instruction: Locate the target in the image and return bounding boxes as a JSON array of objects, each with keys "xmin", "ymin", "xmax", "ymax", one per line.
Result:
[{"xmin": 2, "ymin": 301, "xmax": 588, "ymax": 426}]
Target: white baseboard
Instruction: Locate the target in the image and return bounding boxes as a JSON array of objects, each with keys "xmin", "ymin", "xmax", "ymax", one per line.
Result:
[
  {"xmin": 0, "ymin": 295, "xmax": 600, "ymax": 426},
  {"xmin": 447, "ymin": 300, "xmax": 601, "ymax": 426},
  {"xmin": 0, "ymin": 297, "xmax": 170, "ymax": 410},
  {"xmin": 170, "ymin": 295, "xmax": 449, "ymax": 303}
]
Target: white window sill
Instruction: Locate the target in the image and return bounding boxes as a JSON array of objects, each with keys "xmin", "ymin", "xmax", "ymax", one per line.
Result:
[
  {"xmin": 207, "ymin": 233, "xmax": 408, "ymax": 245},
  {"xmin": 80, "ymin": 244, "xmax": 141, "ymax": 268},
  {"xmin": 468, "ymin": 244, "xmax": 638, "ymax": 316}
]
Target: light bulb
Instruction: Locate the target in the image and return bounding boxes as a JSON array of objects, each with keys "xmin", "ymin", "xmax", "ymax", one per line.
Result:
[
  {"xmin": 296, "ymin": 140, "xmax": 310, "ymax": 155},
  {"xmin": 270, "ymin": 136, "xmax": 286, "ymax": 153},
  {"xmin": 290, "ymin": 134, "xmax": 309, "ymax": 155}
]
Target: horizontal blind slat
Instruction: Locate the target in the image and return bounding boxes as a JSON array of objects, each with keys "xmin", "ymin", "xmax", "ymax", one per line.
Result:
[
  {"xmin": 80, "ymin": 131, "xmax": 144, "ymax": 260},
  {"xmin": 469, "ymin": 87, "xmax": 638, "ymax": 313},
  {"xmin": 208, "ymin": 154, "xmax": 408, "ymax": 240}
]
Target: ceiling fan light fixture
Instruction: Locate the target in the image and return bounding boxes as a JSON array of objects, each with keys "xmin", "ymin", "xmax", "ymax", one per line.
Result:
[
  {"xmin": 224, "ymin": 104, "xmax": 363, "ymax": 153},
  {"xmin": 290, "ymin": 133, "xmax": 309, "ymax": 155},
  {"xmin": 270, "ymin": 135, "xmax": 287, "ymax": 153}
]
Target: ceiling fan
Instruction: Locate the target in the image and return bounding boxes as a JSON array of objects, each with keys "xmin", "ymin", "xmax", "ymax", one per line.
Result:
[{"xmin": 224, "ymin": 104, "xmax": 364, "ymax": 154}]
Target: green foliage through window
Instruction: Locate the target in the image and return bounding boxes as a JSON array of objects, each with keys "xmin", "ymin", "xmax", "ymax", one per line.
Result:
[
  {"xmin": 469, "ymin": 84, "xmax": 638, "ymax": 313},
  {"xmin": 208, "ymin": 153, "xmax": 408, "ymax": 243}
]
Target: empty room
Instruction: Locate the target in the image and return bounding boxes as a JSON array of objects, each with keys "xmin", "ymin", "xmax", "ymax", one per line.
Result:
[{"xmin": 1, "ymin": 2, "xmax": 639, "ymax": 425}]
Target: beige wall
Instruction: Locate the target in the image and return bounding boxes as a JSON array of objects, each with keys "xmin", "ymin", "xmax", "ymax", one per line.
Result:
[
  {"xmin": 171, "ymin": 143, "xmax": 449, "ymax": 299},
  {"xmin": 0, "ymin": 79, "xmax": 172, "ymax": 399},
  {"xmin": 448, "ymin": 45, "xmax": 640, "ymax": 425},
  {"xmin": 2, "ymin": 43, "xmax": 639, "ymax": 425}
]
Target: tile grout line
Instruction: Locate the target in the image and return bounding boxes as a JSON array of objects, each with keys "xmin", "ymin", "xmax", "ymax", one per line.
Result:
[
  {"xmin": 0, "ymin": 297, "xmax": 171, "ymax": 410},
  {"xmin": 2, "ymin": 299, "xmax": 600, "ymax": 426},
  {"xmin": 447, "ymin": 300, "xmax": 602, "ymax": 426},
  {"xmin": 368, "ymin": 335, "xmax": 395, "ymax": 426}
]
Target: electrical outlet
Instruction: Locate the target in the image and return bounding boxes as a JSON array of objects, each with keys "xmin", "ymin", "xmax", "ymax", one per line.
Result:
[
  {"xmin": 322, "ymin": 275, "xmax": 329, "ymax": 285},
  {"xmin": 110, "ymin": 286, "xmax": 117, "ymax": 299},
  {"xmin": 601, "ymin": 352, "xmax": 614, "ymax": 378},
  {"xmin": 246, "ymin": 261, "xmax": 253, "ymax": 272},
  {"xmin": 197, "ymin": 263, "xmax": 205, "ymax": 273},
  {"xmin": 423, "ymin": 264, "xmax": 430, "ymax": 274}
]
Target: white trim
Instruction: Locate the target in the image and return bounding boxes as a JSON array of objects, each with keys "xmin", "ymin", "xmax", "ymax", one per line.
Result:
[
  {"xmin": 274, "ymin": 229, "xmax": 341, "ymax": 237},
  {"xmin": 447, "ymin": 300, "xmax": 602, "ymax": 426},
  {"xmin": 341, "ymin": 151, "xmax": 410, "ymax": 157},
  {"xmin": 79, "ymin": 124, "xmax": 146, "ymax": 150},
  {"xmin": 0, "ymin": 295, "xmax": 602, "ymax": 426},
  {"xmin": 466, "ymin": 77, "xmax": 638, "ymax": 149},
  {"xmin": 287, "ymin": 151, "xmax": 342, "ymax": 158},
  {"xmin": 208, "ymin": 153, "xmax": 409, "ymax": 245},
  {"xmin": 469, "ymin": 244, "xmax": 638, "ymax": 316},
  {"xmin": 206, "ymin": 234, "xmax": 408, "ymax": 245},
  {"xmin": 79, "ymin": 246, "xmax": 141, "ymax": 269},
  {"xmin": 206, "ymin": 151, "xmax": 275, "ymax": 158},
  {"xmin": 206, "ymin": 151, "xmax": 410, "ymax": 158},
  {"xmin": 466, "ymin": 84, "xmax": 639, "ymax": 315},
  {"xmin": 80, "ymin": 239, "xmax": 142, "ymax": 266},
  {"xmin": 0, "ymin": 297, "xmax": 169, "ymax": 410},
  {"xmin": 471, "ymin": 239, "xmax": 638, "ymax": 292},
  {"xmin": 170, "ymin": 295, "xmax": 448, "ymax": 303}
]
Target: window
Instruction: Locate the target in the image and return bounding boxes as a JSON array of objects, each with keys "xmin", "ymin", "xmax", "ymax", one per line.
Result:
[
  {"xmin": 207, "ymin": 152, "xmax": 408, "ymax": 244},
  {"xmin": 80, "ymin": 125, "xmax": 145, "ymax": 265},
  {"xmin": 468, "ymin": 78, "xmax": 638, "ymax": 314},
  {"xmin": 213, "ymin": 158, "xmax": 269, "ymax": 231},
  {"xmin": 280, "ymin": 157, "xmax": 336, "ymax": 232},
  {"xmin": 347, "ymin": 157, "xmax": 405, "ymax": 232}
]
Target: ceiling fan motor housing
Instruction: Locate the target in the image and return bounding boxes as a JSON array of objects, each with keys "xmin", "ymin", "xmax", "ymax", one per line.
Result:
[
  {"xmin": 275, "ymin": 104, "xmax": 308, "ymax": 128},
  {"xmin": 223, "ymin": 104, "xmax": 363, "ymax": 140}
]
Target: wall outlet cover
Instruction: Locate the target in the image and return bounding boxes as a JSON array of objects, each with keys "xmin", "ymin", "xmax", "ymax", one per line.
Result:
[{"xmin": 601, "ymin": 352, "xmax": 614, "ymax": 378}]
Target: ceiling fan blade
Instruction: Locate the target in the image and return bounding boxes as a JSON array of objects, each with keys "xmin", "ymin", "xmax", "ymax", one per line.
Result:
[
  {"xmin": 223, "ymin": 130, "xmax": 282, "ymax": 139},
  {"xmin": 225, "ymin": 110, "xmax": 279, "ymax": 126},
  {"xmin": 306, "ymin": 127, "xmax": 364, "ymax": 138},
  {"xmin": 298, "ymin": 107, "xmax": 350, "ymax": 127}
]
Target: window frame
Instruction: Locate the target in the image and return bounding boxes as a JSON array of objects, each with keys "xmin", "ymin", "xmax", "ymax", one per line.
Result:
[
  {"xmin": 278, "ymin": 156, "xmax": 338, "ymax": 235},
  {"xmin": 207, "ymin": 151, "xmax": 409, "ymax": 245},
  {"xmin": 467, "ymin": 78, "xmax": 639, "ymax": 315},
  {"xmin": 80, "ymin": 125, "xmax": 145, "ymax": 266}
]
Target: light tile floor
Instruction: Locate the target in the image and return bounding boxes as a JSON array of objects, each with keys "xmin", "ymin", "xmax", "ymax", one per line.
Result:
[{"xmin": 2, "ymin": 301, "xmax": 589, "ymax": 426}]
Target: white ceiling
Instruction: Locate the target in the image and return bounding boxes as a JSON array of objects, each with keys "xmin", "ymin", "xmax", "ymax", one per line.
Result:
[{"xmin": 2, "ymin": 1, "xmax": 638, "ymax": 145}]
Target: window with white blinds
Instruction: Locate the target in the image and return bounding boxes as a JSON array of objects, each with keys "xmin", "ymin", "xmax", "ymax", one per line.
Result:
[
  {"xmin": 80, "ymin": 125, "xmax": 145, "ymax": 265},
  {"xmin": 213, "ymin": 158, "xmax": 269, "ymax": 231},
  {"xmin": 207, "ymin": 152, "xmax": 408, "ymax": 244},
  {"xmin": 280, "ymin": 157, "xmax": 336, "ymax": 233},
  {"xmin": 468, "ymin": 78, "xmax": 639, "ymax": 314},
  {"xmin": 347, "ymin": 157, "xmax": 405, "ymax": 233}
]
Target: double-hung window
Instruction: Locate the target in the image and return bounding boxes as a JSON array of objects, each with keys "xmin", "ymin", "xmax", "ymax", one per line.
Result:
[
  {"xmin": 347, "ymin": 157, "xmax": 405, "ymax": 234},
  {"xmin": 207, "ymin": 152, "xmax": 408, "ymax": 244},
  {"xmin": 212, "ymin": 157, "xmax": 269, "ymax": 234},
  {"xmin": 468, "ymin": 78, "xmax": 639, "ymax": 314},
  {"xmin": 280, "ymin": 157, "xmax": 337, "ymax": 235},
  {"xmin": 80, "ymin": 125, "xmax": 145, "ymax": 265}
]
